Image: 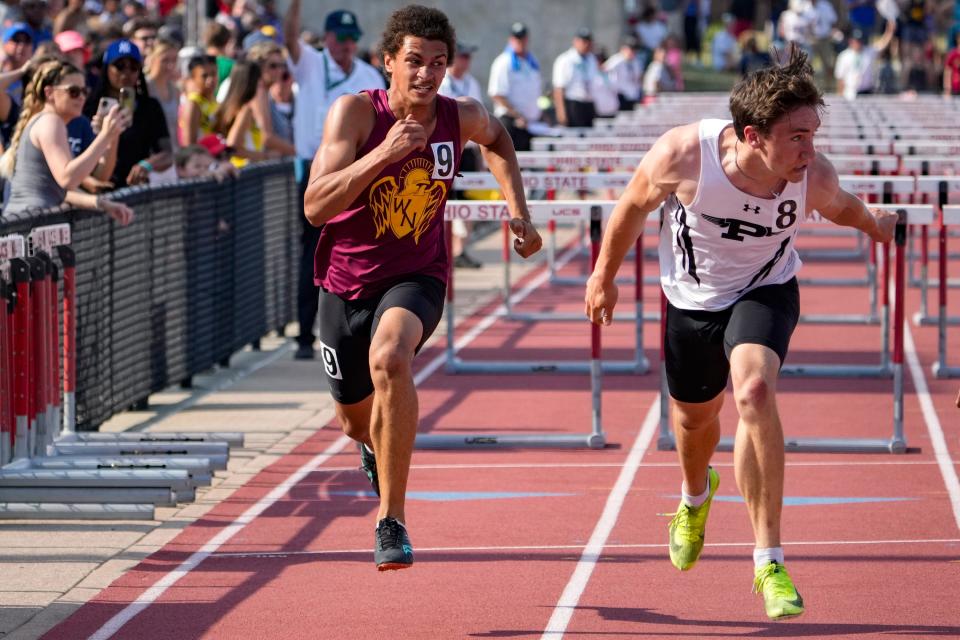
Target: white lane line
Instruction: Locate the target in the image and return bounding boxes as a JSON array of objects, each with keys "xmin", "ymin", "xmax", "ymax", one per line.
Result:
[
  {"xmin": 285, "ymin": 459, "xmax": 954, "ymax": 474},
  {"xmin": 904, "ymin": 322, "xmax": 960, "ymax": 531},
  {"xmin": 206, "ymin": 537, "xmax": 960, "ymax": 560},
  {"xmin": 89, "ymin": 245, "xmax": 583, "ymax": 639},
  {"xmin": 541, "ymin": 397, "xmax": 661, "ymax": 640}
]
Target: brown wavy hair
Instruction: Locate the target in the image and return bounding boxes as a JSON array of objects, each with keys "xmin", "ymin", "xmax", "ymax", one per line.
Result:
[
  {"xmin": 729, "ymin": 47, "xmax": 824, "ymax": 141},
  {"xmin": 379, "ymin": 5, "xmax": 456, "ymax": 60}
]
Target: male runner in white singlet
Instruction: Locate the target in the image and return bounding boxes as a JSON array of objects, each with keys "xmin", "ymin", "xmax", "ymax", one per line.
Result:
[{"xmin": 584, "ymin": 49, "xmax": 897, "ymax": 619}]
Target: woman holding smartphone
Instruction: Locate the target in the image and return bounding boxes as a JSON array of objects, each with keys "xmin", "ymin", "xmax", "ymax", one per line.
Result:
[
  {"xmin": 83, "ymin": 39, "xmax": 172, "ymax": 187},
  {"xmin": 1, "ymin": 58, "xmax": 133, "ymax": 223}
]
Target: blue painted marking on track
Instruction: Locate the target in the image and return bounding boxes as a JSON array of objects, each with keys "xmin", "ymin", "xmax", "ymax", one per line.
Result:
[
  {"xmin": 330, "ymin": 490, "xmax": 575, "ymax": 502},
  {"xmin": 665, "ymin": 495, "xmax": 915, "ymax": 506}
]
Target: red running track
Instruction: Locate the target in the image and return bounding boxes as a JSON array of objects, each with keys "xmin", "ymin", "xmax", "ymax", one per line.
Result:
[{"xmin": 43, "ymin": 230, "xmax": 960, "ymax": 639}]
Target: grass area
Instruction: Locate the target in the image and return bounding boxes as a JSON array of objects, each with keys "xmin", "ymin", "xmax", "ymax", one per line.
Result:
[{"xmin": 682, "ymin": 62, "xmax": 739, "ymax": 92}]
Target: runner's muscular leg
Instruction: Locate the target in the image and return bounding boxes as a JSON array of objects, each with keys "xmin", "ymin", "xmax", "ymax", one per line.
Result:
[
  {"xmin": 672, "ymin": 392, "xmax": 723, "ymax": 496},
  {"xmin": 729, "ymin": 342, "xmax": 784, "ymax": 549},
  {"xmin": 368, "ymin": 306, "xmax": 423, "ymax": 523},
  {"xmin": 335, "ymin": 396, "xmax": 373, "ymax": 448}
]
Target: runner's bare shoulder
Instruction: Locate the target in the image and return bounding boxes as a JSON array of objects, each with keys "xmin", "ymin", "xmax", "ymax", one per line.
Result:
[
  {"xmin": 645, "ymin": 122, "xmax": 701, "ymax": 187},
  {"xmin": 325, "ymin": 92, "xmax": 378, "ymax": 147}
]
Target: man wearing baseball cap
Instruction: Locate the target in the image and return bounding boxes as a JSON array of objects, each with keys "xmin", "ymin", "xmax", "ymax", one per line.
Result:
[
  {"xmin": 284, "ymin": 2, "xmax": 385, "ymax": 360},
  {"xmin": 488, "ymin": 21, "xmax": 542, "ymax": 152},
  {"xmin": 55, "ymin": 30, "xmax": 91, "ymax": 69},
  {"xmin": 0, "ymin": 22, "xmax": 34, "ymax": 122},
  {"xmin": 552, "ymin": 26, "xmax": 600, "ymax": 128}
]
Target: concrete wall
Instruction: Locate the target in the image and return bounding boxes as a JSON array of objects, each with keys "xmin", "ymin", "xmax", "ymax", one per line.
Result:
[{"xmin": 275, "ymin": 0, "xmax": 628, "ymax": 108}]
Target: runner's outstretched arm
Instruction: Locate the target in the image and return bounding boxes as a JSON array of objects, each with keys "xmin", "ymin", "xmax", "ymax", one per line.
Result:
[
  {"xmin": 459, "ymin": 97, "xmax": 542, "ymax": 258},
  {"xmin": 806, "ymin": 152, "xmax": 897, "ymax": 243}
]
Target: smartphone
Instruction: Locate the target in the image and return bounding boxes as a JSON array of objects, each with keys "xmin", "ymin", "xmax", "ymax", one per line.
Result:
[
  {"xmin": 118, "ymin": 87, "xmax": 134, "ymax": 112},
  {"xmin": 97, "ymin": 96, "xmax": 118, "ymax": 116}
]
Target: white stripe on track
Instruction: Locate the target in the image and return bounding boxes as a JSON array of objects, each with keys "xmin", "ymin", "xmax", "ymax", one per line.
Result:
[
  {"xmin": 206, "ymin": 536, "xmax": 960, "ymax": 560},
  {"xmin": 540, "ymin": 397, "xmax": 661, "ymax": 640},
  {"xmin": 293, "ymin": 458, "xmax": 954, "ymax": 474},
  {"xmin": 903, "ymin": 322, "xmax": 960, "ymax": 531},
  {"xmin": 89, "ymin": 245, "xmax": 583, "ymax": 639}
]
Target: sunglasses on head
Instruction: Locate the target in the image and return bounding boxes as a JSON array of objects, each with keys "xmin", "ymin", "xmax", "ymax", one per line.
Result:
[
  {"xmin": 112, "ymin": 60, "xmax": 141, "ymax": 73},
  {"xmin": 58, "ymin": 85, "xmax": 89, "ymax": 99}
]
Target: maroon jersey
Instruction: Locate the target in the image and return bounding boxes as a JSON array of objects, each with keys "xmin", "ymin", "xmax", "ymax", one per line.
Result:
[{"xmin": 314, "ymin": 89, "xmax": 463, "ymax": 299}]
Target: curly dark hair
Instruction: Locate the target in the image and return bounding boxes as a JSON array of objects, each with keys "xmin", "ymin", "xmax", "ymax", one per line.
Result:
[
  {"xmin": 729, "ymin": 46, "xmax": 824, "ymax": 141},
  {"xmin": 379, "ymin": 5, "xmax": 456, "ymax": 60}
]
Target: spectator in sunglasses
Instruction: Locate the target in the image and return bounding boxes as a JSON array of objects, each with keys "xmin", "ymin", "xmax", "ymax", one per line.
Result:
[
  {"xmin": 123, "ymin": 17, "xmax": 161, "ymax": 60},
  {"xmin": 244, "ymin": 40, "xmax": 294, "ymax": 156},
  {"xmin": 83, "ymin": 39, "xmax": 172, "ymax": 187},
  {"xmin": 269, "ymin": 67, "xmax": 294, "ymax": 144},
  {"xmin": 21, "ymin": 53, "xmax": 116, "ymax": 194},
  {"xmin": 1, "ymin": 58, "xmax": 132, "ymax": 224}
]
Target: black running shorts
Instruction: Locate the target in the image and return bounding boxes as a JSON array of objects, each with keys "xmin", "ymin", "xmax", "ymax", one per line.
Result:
[
  {"xmin": 317, "ymin": 274, "xmax": 446, "ymax": 405},
  {"xmin": 664, "ymin": 278, "xmax": 800, "ymax": 404}
]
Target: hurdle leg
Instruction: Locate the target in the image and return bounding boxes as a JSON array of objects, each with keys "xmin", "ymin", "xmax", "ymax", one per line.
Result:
[
  {"xmin": 890, "ymin": 213, "xmax": 907, "ymax": 452},
  {"xmin": 10, "ymin": 258, "xmax": 30, "ymax": 460}
]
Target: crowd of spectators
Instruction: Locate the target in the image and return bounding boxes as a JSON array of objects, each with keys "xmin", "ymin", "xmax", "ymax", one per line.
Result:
[{"xmin": 0, "ymin": 0, "xmax": 958, "ymax": 349}]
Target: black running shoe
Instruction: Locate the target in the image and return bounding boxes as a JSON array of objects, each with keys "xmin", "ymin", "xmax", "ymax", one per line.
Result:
[
  {"xmin": 374, "ymin": 517, "xmax": 414, "ymax": 570},
  {"xmin": 358, "ymin": 443, "xmax": 380, "ymax": 496}
]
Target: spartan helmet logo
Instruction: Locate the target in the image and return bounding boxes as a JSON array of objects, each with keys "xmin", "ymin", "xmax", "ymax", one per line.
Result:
[{"xmin": 369, "ymin": 158, "xmax": 446, "ymax": 243}]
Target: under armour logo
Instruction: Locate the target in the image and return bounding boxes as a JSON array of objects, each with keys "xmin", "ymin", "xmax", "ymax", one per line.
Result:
[{"xmin": 743, "ymin": 203, "xmax": 760, "ymax": 214}]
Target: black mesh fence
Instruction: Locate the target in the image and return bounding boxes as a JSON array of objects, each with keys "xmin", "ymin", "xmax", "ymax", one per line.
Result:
[{"xmin": 0, "ymin": 160, "xmax": 299, "ymax": 430}]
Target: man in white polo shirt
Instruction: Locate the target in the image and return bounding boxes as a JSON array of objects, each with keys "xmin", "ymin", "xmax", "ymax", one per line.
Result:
[
  {"xmin": 552, "ymin": 27, "xmax": 600, "ymax": 128},
  {"xmin": 284, "ymin": 2, "xmax": 385, "ymax": 360},
  {"xmin": 488, "ymin": 21, "xmax": 542, "ymax": 151}
]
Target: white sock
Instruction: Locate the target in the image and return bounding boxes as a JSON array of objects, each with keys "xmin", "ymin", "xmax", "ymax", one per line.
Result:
[
  {"xmin": 681, "ymin": 471, "xmax": 711, "ymax": 507},
  {"xmin": 753, "ymin": 547, "xmax": 785, "ymax": 569}
]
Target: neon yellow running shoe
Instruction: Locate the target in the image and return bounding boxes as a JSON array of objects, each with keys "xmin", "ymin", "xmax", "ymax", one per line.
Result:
[
  {"xmin": 753, "ymin": 561, "xmax": 805, "ymax": 619},
  {"xmin": 667, "ymin": 466, "xmax": 720, "ymax": 571}
]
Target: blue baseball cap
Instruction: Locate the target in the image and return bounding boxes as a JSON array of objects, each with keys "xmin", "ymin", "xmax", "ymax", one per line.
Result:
[
  {"xmin": 324, "ymin": 10, "xmax": 362, "ymax": 39},
  {"xmin": 3, "ymin": 23, "xmax": 33, "ymax": 44},
  {"xmin": 103, "ymin": 39, "xmax": 142, "ymax": 66}
]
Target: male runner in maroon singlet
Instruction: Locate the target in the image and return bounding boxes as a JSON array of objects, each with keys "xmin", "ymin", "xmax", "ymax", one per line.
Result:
[{"xmin": 304, "ymin": 5, "xmax": 542, "ymax": 571}]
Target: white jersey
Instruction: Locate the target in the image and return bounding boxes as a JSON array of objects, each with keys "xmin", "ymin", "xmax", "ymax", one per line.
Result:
[{"xmin": 659, "ymin": 119, "xmax": 805, "ymax": 311}]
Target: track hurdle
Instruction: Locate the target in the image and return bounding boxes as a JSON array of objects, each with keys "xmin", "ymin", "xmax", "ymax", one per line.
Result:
[
  {"xmin": 415, "ymin": 204, "xmax": 608, "ymax": 450},
  {"xmin": 443, "ymin": 201, "xmax": 649, "ymax": 375},
  {"xmin": 0, "ymin": 234, "xmax": 26, "ymax": 465},
  {"xmin": 0, "ymin": 226, "xmax": 241, "ymax": 518},
  {"xmin": 912, "ymin": 178, "xmax": 960, "ymax": 327},
  {"xmin": 933, "ymin": 204, "xmax": 960, "ymax": 378},
  {"xmin": 783, "ymin": 205, "xmax": 934, "ymax": 378},
  {"xmin": 657, "ymin": 209, "xmax": 911, "ymax": 454}
]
